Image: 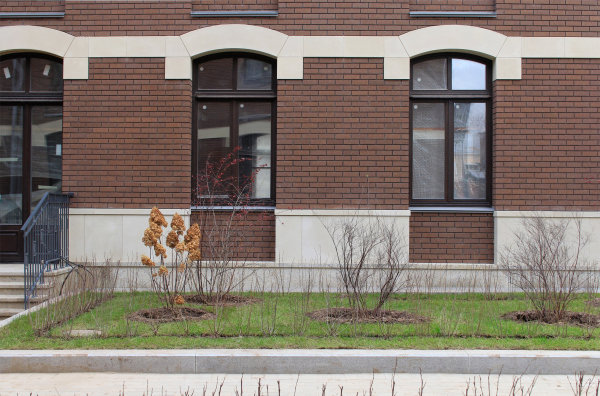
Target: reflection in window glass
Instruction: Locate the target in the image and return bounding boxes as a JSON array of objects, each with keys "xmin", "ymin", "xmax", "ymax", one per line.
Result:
[
  {"xmin": 0, "ymin": 105, "xmax": 24, "ymax": 224},
  {"xmin": 412, "ymin": 103, "xmax": 445, "ymax": 199},
  {"xmin": 452, "ymin": 59, "xmax": 486, "ymax": 90},
  {"xmin": 30, "ymin": 58, "xmax": 63, "ymax": 93},
  {"xmin": 453, "ymin": 103, "xmax": 486, "ymax": 199},
  {"xmin": 197, "ymin": 58, "xmax": 233, "ymax": 90},
  {"xmin": 0, "ymin": 58, "xmax": 25, "ymax": 93},
  {"xmin": 413, "ymin": 58, "xmax": 447, "ymax": 90},
  {"xmin": 31, "ymin": 105, "xmax": 62, "ymax": 211},
  {"xmin": 237, "ymin": 58, "xmax": 272, "ymax": 91},
  {"xmin": 197, "ymin": 102, "xmax": 232, "ymax": 191},
  {"xmin": 238, "ymin": 102, "xmax": 271, "ymax": 199}
]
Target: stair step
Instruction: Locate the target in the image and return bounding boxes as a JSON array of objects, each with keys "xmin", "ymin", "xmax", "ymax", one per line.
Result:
[
  {"xmin": 0, "ymin": 308, "xmax": 24, "ymax": 321},
  {"xmin": 0, "ymin": 295, "xmax": 46, "ymax": 310},
  {"xmin": 0, "ymin": 284, "xmax": 50, "ymax": 296}
]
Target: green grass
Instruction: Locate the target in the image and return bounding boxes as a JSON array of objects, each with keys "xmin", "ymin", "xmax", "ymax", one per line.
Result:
[{"xmin": 1, "ymin": 291, "xmax": 600, "ymax": 350}]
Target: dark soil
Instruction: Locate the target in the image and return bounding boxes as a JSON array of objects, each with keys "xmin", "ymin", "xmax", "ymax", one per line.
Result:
[
  {"xmin": 186, "ymin": 294, "xmax": 261, "ymax": 306},
  {"xmin": 502, "ymin": 310, "xmax": 600, "ymax": 327},
  {"xmin": 128, "ymin": 307, "xmax": 215, "ymax": 324},
  {"xmin": 306, "ymin": 307, "xmax": 430, "ymax": 324},
  {"xmin": 586, "ymin": 298, "xmax": 600, "ymax": 308}
]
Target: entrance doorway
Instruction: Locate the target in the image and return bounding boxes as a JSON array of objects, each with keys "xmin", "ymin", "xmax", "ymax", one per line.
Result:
[{"xmin": 0, "ymin": 54, "xmax": 63, "ymax": 263}]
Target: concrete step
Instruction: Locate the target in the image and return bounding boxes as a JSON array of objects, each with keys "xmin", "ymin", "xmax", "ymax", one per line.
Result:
[
  {"xmin": 0, "ymin": 273, "xmax": 24, "ymax": 283},
  {"xmin": 0, "ymin": 308, "xmax": 23, "ymax": 321},
  {"xmin": 0, "ymin": 282, "xmax": 50, "ymax": 296},
  {"xmin": 0, "ymin": 295, "xmax": 46, "ymax": 310}
]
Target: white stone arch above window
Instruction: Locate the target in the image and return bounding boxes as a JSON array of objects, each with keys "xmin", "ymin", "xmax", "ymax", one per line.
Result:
[{"xmin": 384, "ymin": 25, "xmax": 521, "ymax": 80}]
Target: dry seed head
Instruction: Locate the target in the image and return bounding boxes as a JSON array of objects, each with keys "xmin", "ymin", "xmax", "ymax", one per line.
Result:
[
  {"xmin": 166, "ymin": 230, "xmax": 179, "ymax": 249},
  {"xmin": 142, "ymin": 228, "xmax": 157, "ymax": 247},
  {"xmin": 171, "ymin": 213, "xmax": 186, "ymax": 233},
  {"xmin": 149, "ymin": 221, "xmax": 163, "ymax": 239},
  {"xmin": 185, "ymin": 223, "xmax": 201, "ymax": 244},
  {"xmin": 188, "ymin": 249, "xmax": 201, "ymax": 261},
  {"xmin": 177, "ymin": 262, "xmax": 186, "ymax": 273},
  {"xmin": 141, "ymin": 254, "xmax": 156, "ymax": 267},
  {"xmin": 152, "ymin": 273, "xmax": 158, "ymax": 277},
  {"xmin": 158, "ymin": 265, "xmax": 168, "ymax": 276},
  {"xmin": 186, "ymin": 237, "xmax": 200, "ymax": 252},
  {"xmin": 150, "ymin": 207, "xmax": 168, "ymax": 227},
  {"xmin": 174, "ymin": 295, "xmax": 185, "ymax": 305},
  {"xmin": 175, "ymin": 241, "xmax": 186, "ymax": 253},
  {"xmin": 154, "ymin": 243, "xmax": 167, "ymax": 259}
]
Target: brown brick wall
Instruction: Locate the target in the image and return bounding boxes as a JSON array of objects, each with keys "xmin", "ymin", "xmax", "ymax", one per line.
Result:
[
  {"xmin": 409, "ymin": 213, "xmax": 494, "ymax": 263},
  {"xmin": 191, "ymin": 0, "xmax": 277, "ymax": 11},
  {"xmin": 494, "ymin": 59, "xmax": 600, "ymax": 211},
  {"xmin": 410, "ymin": 0, "xmax": 495, "ymax": 13},
  {"xmin": 1, "ymin": 0, "xmax": 600, "ymax": 37},
  {"xmin": 190, "ymin": 211, "xmax": 275, "ymax": 261},
  {"xmin": 0, "ymin": 1, "xmax": 65, "ymax": 13},
  {"xmin": 62, "ymin": 58, "xmax": 192, "ymax": 208},
  {"xmin": 277, "ymin": 58, "xmax": 409, "ymax": 209}
]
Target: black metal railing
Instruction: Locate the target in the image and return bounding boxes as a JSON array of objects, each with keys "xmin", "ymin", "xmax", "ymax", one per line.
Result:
[{"xmin": 22, "ymin": 192, "xmax": 73, "ymax": 309}]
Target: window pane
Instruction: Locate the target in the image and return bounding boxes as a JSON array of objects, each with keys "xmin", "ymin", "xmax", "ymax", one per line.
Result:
[
  {"xmin": 452, "ymin": 59, "xmax": 486, "ymax": 90},
  {"xmin": 197, "ymin": 58, "xmax": 233, "ymax": 90},
  {"xmin": 197, "ymin": 102, "xmax": 232, "ymax": 195},
  {"xmin": 413, "ymin": 58, "xmax": 447, "ymax": 90},
  {"xmin": 453, "ymin": 102, "xmax": 486, "ymax": 199},
  {"xmin": 0, "ymin": 58, "xmax": 25, "ymax": 93},
  {"xmin": 30, "ymin": 58, "xmax": 63, "ymax": 92},
  {"xmin": 237, "ymin": 58, "xmax": 272, "ymax": 91},
  {"xmin": 412, "ymin": 103, "xmax": 445, "ymax": 200},
  {"xmin": 0, "ymin": 106, "xmax": 23, "ymax": 224},
  {"xmin": 31, "ymin": 106, "xmax": 62, "ymax": 211},
  {"xmin": 238, "ymin": 102, "xmax": 271, "ymax": 199}
]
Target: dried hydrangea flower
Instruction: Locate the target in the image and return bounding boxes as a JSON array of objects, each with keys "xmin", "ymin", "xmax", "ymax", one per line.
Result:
[
  {"xmin": 188, "ymin": 249, "xmax": 201, "ymax": 261},
  {"xmin": 158, "ymin": 265, "xmax": 168, "ymax": 276},
  {"xmin": 154, "ymin": 243, "xmax": 167, "ymax": 259},
  {"xmin": 171, "ymin": 213, "xmax": 186, "ymax": 235},
  {"xmin": 149, "ymin": 221, "xmax": 163, "ymax": 239},
  {"xmin": 177, "ymin": 262, "xmax": 186, "ymax": 273},
  {"xmin": 142, "ymin": 227, "xmax": 157, "ymax": 247},
  {"xmin": 141, "ymin": 254, "xmax": 156, "ymax": 267},
  {"xmin": 152, "ymin": 273, "xmax": 158, "ymax": 277},
  {"xmin": 186, "ymin": 237, "xmax": 200, "ymax": 252},
  {"xmin": 166, "ymin": 230, "xmax": 179, "ymax": 249},
  {"xmin": 175, "ymin": 242, "xmax": 186, "ymax": 253},
  {"xmin": 174, "ymin": 295, "xmax": 185, "ymax": 305},
  {"xmin": 184, "ymin": 223, "xmax": 201, "ymax": 244},
  {"xmin": 150, "ymin": 206, "xmax": 168, "ymax": 227}
]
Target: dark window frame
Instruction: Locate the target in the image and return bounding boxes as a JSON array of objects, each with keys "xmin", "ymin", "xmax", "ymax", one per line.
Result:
[
  {"xmin": 409, "ymin": 53, "xmax": 493, "ymax": 208},
  {"xmin": 192, "ymin": 53, "xmax": 277, "ymax": 205}
]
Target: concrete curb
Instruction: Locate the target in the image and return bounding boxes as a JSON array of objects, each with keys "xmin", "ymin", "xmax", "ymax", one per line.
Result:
[{"xmin": 0, "ymin": 349, "xmax": 599, "ymax": 375}]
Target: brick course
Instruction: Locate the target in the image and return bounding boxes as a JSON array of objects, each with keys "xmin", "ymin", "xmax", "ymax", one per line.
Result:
[
  {"xmin": 409, "ymin": 213, "xmax": 494, "ymax": 263},
  {"xmin": 0, "ymin": 1, "xmax": 65, "ymax": 13},
  {"xmin": 410, "ymin": 0, "xmax": 495, "ymax": 13},
  {"xmin": 62, "ymin": 58, "xmax": 192, "ymax": 208}
]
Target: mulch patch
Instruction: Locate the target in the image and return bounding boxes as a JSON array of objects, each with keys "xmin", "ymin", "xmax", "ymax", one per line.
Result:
[
  {"xmin": 186, "ymin": 294, "xmax": 261, "ymax": 306},
  {"xmin": 128, "ymin": 307, "xmax": 215, "ymax": 324},
  {"xmin": 306, "ymin": 307, "xmax": 430, "ymax": 324},
  {"xmin": 502, "ymin": 310, "xmax": 600, "ymax": 327}
]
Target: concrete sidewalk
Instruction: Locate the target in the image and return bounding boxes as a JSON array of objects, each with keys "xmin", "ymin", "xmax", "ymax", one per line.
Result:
[{"xmin": 0, "ymin": 372, "xmax": 579, "ymax": 396}]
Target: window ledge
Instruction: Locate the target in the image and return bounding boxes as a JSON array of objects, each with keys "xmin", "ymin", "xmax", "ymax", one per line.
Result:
[
  {"xmin": 410, "ymin": 206, "xmax": 495, "ymax": 214},
  {"xmin": 191, "ymin": 11, "xmax": 278, "ymax": 18},
  {"xmin": 0, "ymin": 12, "xmax": 65, "ymax": 18},
  {"xmin": 409, "ymin": 11, "xmax": 497, "ymax": 18},
  {"xmin": 191, "ymin": 205, "xmax": 276, "ymax": 212}
]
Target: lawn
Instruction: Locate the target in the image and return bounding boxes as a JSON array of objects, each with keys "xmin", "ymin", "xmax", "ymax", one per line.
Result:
[{"xmin": 1, "ymin": 291, "xmax": 600, "ymax": 350}]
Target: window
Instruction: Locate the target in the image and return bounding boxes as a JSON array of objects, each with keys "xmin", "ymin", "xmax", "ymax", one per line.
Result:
[
  {"xmin": 192, "ymin": 54, "xmax": 275, "ymax": 201},
  {"xmin": 410, "ymin": 54, "xmax": 491, "ymax": 207},
  {"xmin": 0, "ymin": 53, "xmax": 63, "ymax": 261}
]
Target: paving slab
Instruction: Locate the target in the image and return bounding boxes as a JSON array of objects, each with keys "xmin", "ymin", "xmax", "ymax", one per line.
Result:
[
  {"xmin": 0, "ymin": 372, "xmax": 583, "ymax": 396},
  {"xmin": 0, "ymin": 349, "xmax": 600, "ymax": 375}
]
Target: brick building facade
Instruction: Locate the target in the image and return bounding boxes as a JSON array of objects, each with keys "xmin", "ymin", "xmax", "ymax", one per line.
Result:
[{"xmin": 0, "ymin": 0, "xmax": 599, "ymax": 269}]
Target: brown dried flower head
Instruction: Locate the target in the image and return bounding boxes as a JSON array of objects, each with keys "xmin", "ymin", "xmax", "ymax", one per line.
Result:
[
  {"xmin": 166, "ymin": 230, "xmax": 179, "ymax": 249},
  {"xmin": 158, "ymin": 265, "xmax": 168, "ymax": 276},
  {"xmin": 177, "ymin": 262, "xmax": 186, "ymax": 273},
  {"xmin": 149, "ymin": 221, "xmax": 163, "ymax": 239},
  {"xmin": 185, "ymin": 237, "xmax": 200, "ymax": 252},
  {"xmin": 152, "ymin": 273, "xmax": 158, "ymax": 277},
  {"xmin": 188, "ymin": 249, "xmax": 201, "ymax": 262},
  {"xmin": 142, "ymin": 227, "xmax": 157, "ymax": 247},
  {"xmin": 171, "ymin": 213, "xmax": 186, "ymax": 233},
  {"xmin": 184, "ymin": 223, "xmax": 201, "ymax": 244},
  {"xmin": 150, "ymin": 206, "xmax": 168, "ymax": 227},
  {"xmin": 174, "ymin": 295, "xmax": 185, "ymax": 305},
  {"xmin": 175, "ymin": 241, "xmax": 186, "ymax": 253},
  {"xmin": 141, "ymin": 254, "xmax": 156, "ymax": 267},
  {"xmin": 154, "ymin": 243, "xmax": 167, "ymax": 259}
]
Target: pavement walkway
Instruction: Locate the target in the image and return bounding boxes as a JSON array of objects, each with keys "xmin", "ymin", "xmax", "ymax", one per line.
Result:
[{"xmin": 0, "ymin": 372, "xmax": 582, "ymax": 396}]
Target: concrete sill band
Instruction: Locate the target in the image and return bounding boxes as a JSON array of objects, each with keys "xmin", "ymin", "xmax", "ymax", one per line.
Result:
[{"xmin": 0, "ymin": 350, "xmax": 599, "ymax": 375}]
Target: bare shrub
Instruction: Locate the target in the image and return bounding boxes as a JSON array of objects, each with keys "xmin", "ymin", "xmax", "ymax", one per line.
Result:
[
  {"xmin": 500, "ymin": 215, "xmax": 595, "ymax": 322},
  {"xmin": 190, "ymin": 148, "xmax": 271, "ymax": 303},
  {"xmin": 323, "ymin": 210, "xmax": 409, "ymax": 312}
]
